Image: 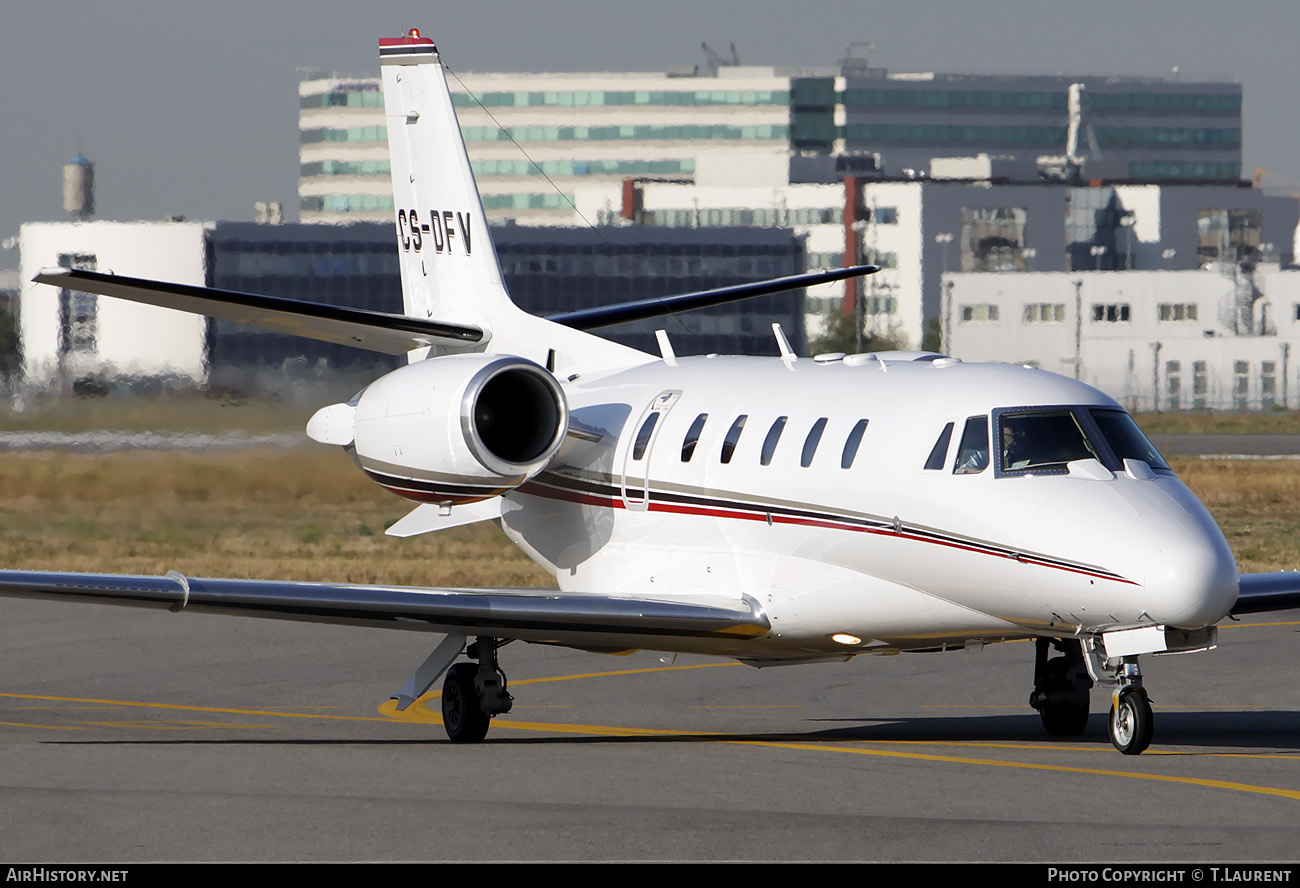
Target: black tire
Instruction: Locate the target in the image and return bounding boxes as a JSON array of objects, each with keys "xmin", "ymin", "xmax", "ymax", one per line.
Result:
[
  {"xmin": 1038, "ymin": 657, "xmax": 1090, "ymax": 737},
  {"xmin": 1108, "ymin": 687, "xmax": 1153, "ymax": 755},
  {"xmin": 442, "ymin": 663, "xmax": 490, "ymax": 743}
]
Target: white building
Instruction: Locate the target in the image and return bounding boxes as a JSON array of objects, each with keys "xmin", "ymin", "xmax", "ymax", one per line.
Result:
[
  {"xmin": 577, "ymin": 176, "xmax": 1298, "ymax": 352},
  {"xmin": 296, "ymin": 63, "xmax": 1264, "ymax": 351},
  {"xmin": 17, "ymin": 221, "xmax": 210, "ymax": 388},
  {"xmin": 945, "ymin": 269, "xmax": 1300, "ymax": 410}
]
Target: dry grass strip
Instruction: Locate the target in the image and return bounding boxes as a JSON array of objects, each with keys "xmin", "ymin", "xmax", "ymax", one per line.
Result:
[{"xmin": 0, "ymin": 450, "xmax": 1295, "ymax": 582}]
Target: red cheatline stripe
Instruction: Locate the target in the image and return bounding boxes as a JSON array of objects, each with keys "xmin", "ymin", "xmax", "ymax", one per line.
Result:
[{"xmin": 516, "ymin": 478, "xmax": 1136, "ymax": 586}]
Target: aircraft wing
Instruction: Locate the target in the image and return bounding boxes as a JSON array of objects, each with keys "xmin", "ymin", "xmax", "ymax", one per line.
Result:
[
  {"xmin": 1231, "ymin": 572, "xmax": 1300, "ymax": 616},
  {"xmin": 0, "ymin": 570, "xmax": 769, "ymax": 647},
  {"xmin": 32, "ymin": 268, "xmax": 485, "ymax": 355}
]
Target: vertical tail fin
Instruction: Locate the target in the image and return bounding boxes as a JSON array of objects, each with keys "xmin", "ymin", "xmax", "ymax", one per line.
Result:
[
  {"xmin": 380, "ymin": 31, "xmax": 512, "ymax": 336},
  {"xmin": 378, "ymin": 30, "xmax": 648, "ymax": 372}
]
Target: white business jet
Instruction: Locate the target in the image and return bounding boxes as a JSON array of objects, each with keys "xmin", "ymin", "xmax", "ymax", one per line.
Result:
[{"xmin": 3, "ymin": 31, "xmax": 1297, "ymax": 755}]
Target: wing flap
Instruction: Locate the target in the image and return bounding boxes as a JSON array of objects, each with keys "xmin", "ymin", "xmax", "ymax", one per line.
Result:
[
  {"xmin": 1232, "ymin": 572, "xmax": 1300, "ymax": 616},
  {"xmin": 33, "ymin": 268, "xmax": 485, "ymax": 355},
  {"xmin": 0, "ymin": 570, "xmax": 769, "ymax": 643}
]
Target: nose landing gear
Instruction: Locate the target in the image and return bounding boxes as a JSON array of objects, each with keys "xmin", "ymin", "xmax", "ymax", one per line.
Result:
[
  {"xmin": 1030, "ymin": 638, "xmax": 1154, "ymax": 754},
  {"xmin": 1106, "ymin": 657, "xmax": 1153, "ymax": 755}
]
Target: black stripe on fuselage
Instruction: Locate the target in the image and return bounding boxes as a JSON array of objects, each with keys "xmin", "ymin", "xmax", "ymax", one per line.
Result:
[
  {"xmin": 521, "ymin": 471, "xmax": 1132, "ymax": 584},
  {"xmin": 361, "ymin": 468, "xmax": 508, "ymax": 499}
]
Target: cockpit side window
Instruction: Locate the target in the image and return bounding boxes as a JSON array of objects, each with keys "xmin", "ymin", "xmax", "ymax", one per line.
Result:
[
  {"xmin": 924, "ymin": 422, "xmax": 954, "ymax": 470},
  {"xmin": 953, "ymin": 415, "xmax": 989, "ymax": 474},
  {"xmin": 1090, "ymin": 409, "xmax": 1171, "ymax": 472},
  {"xmin": 999, "ymin": 410, "xmax": 1100, "ymax": 473}
]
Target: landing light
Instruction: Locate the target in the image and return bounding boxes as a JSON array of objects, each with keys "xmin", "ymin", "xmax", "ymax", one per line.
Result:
[{"xmin": 831, "ymin": 633, "xmax": 862, "ymax": 646}]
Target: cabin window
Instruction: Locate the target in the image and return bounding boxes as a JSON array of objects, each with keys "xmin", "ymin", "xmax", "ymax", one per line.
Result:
[
  {"xmin": 720, "ymin": 415, "xmax": 748, "ymax": 464},
  {"xmin": 999, "ymin": 410, "xmax": 1099, "ymax": 473},
  {"xmin": 924, "ymin": 423, "xmax": 954, "ymax": 470},
  {"xmin": 681, "ymin": 413, "xmax": 708, "ymax": 462},
  {"xmin": 801, "ymin": 418, "xmax": 828, "ymax": 468},
  {"xmin": 841, "ymin": 419, "xmax": 869, "ymax": 469},
  {"xmin": 632, "ymin": 413, "xmax": 660, "ymax": 460},
  {"xmin": 953, "ymin": 415, "xmax": 989, "ymax": 474},
  {"xmin": 760, "ymin": 416, "xmax": 787, "ymax": 466}
]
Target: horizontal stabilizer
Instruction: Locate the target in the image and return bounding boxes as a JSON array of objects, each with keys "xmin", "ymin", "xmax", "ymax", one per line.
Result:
[
  {"xmin": 0, "ymin": 570, "xmax": 770, "ymax": 645},
  {"xmin": 33, "ymin": 268, "xmax": 484, "ymax": 355},
  {"xmin": 1232, "ymin": 572, "xmax": 1300, "ymax": 615},
  {"xmin": 548, "ymin": 264, "xmax": 880, "ymax": 330}
]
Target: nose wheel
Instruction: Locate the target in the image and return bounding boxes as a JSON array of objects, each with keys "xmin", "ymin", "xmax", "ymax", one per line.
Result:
[{"xmin": 1108, "ymin": 685, "xmax": 1153, "ymax": 755}]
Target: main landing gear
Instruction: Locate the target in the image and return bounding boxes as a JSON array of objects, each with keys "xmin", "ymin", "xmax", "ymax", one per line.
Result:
[
  {"xmin": 1028, "ymin": 637, "xmax": 1154, "ymax": 755},
  {"xmin": 1029, "ymin": 638, "xmax": 1092, "ymax": 737},
  {"xmin": 441, "ymin": 638, "xmax": 513, "ymax": 743}
]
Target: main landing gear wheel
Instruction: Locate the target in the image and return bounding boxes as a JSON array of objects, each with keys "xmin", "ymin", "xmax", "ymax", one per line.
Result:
[
  {"xmin": 1037, "ymin": 657, "xmax": 1090, "ymax": 737},
  {"xmin": 441, "ymin": 663, "xmax": 490, "ymax": 743},
  {"xmin": 1029, "ymin": 638, "xmax": 1092, "ymax": 738},
  {"xmin": 1108, "ymin": 686, "xmax": 1153, "ymax": 755}
]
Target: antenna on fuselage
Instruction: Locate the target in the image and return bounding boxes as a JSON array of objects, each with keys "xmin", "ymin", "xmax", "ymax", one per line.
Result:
[
  {"xmin": 655, "ymin": 329, "xmax": 678, "ymax": 366},
  {"xmin": 771, "ymin": 323, "xmax": 797, "ymax": 365}
]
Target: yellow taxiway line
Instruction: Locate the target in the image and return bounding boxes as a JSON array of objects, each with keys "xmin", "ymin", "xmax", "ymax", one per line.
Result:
[{"xmin": 4, "ymin": 647, "xmax": 1300, "ymax": 803}]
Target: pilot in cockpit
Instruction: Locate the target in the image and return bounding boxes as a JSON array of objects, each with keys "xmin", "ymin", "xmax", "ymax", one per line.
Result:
[{"xmin": 1001, "ymin": 417, "xmax": 1030, "ymax": 470}]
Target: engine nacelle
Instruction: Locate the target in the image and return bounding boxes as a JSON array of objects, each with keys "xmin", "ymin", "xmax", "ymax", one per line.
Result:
[{"xmin": 309, "ymin": 354, "xmax": 568, "ymax": 505}]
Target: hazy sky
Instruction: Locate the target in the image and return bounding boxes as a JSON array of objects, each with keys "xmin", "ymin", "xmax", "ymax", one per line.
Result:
[{"xmin": 3, "ymin": 0, "xmax": 1298, "ymax": 257}]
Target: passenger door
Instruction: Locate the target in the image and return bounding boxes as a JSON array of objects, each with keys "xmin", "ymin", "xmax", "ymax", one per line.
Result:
[{"xmin": 620, "ymin": 390, "xmax": 680, "ymax": 512}]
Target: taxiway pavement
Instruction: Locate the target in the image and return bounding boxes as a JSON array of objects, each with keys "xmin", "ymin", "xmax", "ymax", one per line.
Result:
[{"xmin": 2, "ymin": 597, "xmax": 1298, "ymax": 862}]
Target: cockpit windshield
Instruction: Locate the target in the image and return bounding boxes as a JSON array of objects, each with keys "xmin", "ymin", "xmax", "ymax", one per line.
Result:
[
  {"xmin": 994, "ymin": 407, "xmax": 1172, "ymax": 476},
  {"xmin": 999, "ymin": 410, "xmax": 1101, "ymax": 473},
  {"xmin": 1090, "ymin": 409, "xmax": 1170, "ymax": 471}
]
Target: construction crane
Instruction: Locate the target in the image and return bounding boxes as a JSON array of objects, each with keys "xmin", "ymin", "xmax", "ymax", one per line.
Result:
[
  {"xmin": 701, "ymin": 42, "xmax": 740, "ymax": 75},
  {"xmin": 1254, "ymin": 166, "xmax": 1300, "ymax": 199}
]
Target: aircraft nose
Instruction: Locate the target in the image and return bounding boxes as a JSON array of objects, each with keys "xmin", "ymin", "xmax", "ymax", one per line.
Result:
[
  {"xmin": 1142, "ymin": 526, "xmax": 1238, "ymax": 628},
  {"xmin": 1027, "ymin": 473, "xmax": 1238, "ymax": 630}
]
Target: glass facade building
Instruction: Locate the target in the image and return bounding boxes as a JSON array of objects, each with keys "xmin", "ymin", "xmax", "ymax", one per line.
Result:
[
  {"xmin": 300, "ymin": 65, "xmax": 1242, "ymax": 227},
  {"xmin": 206, "ymin": 222, "xmax": 806, "ymax": 376}
]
